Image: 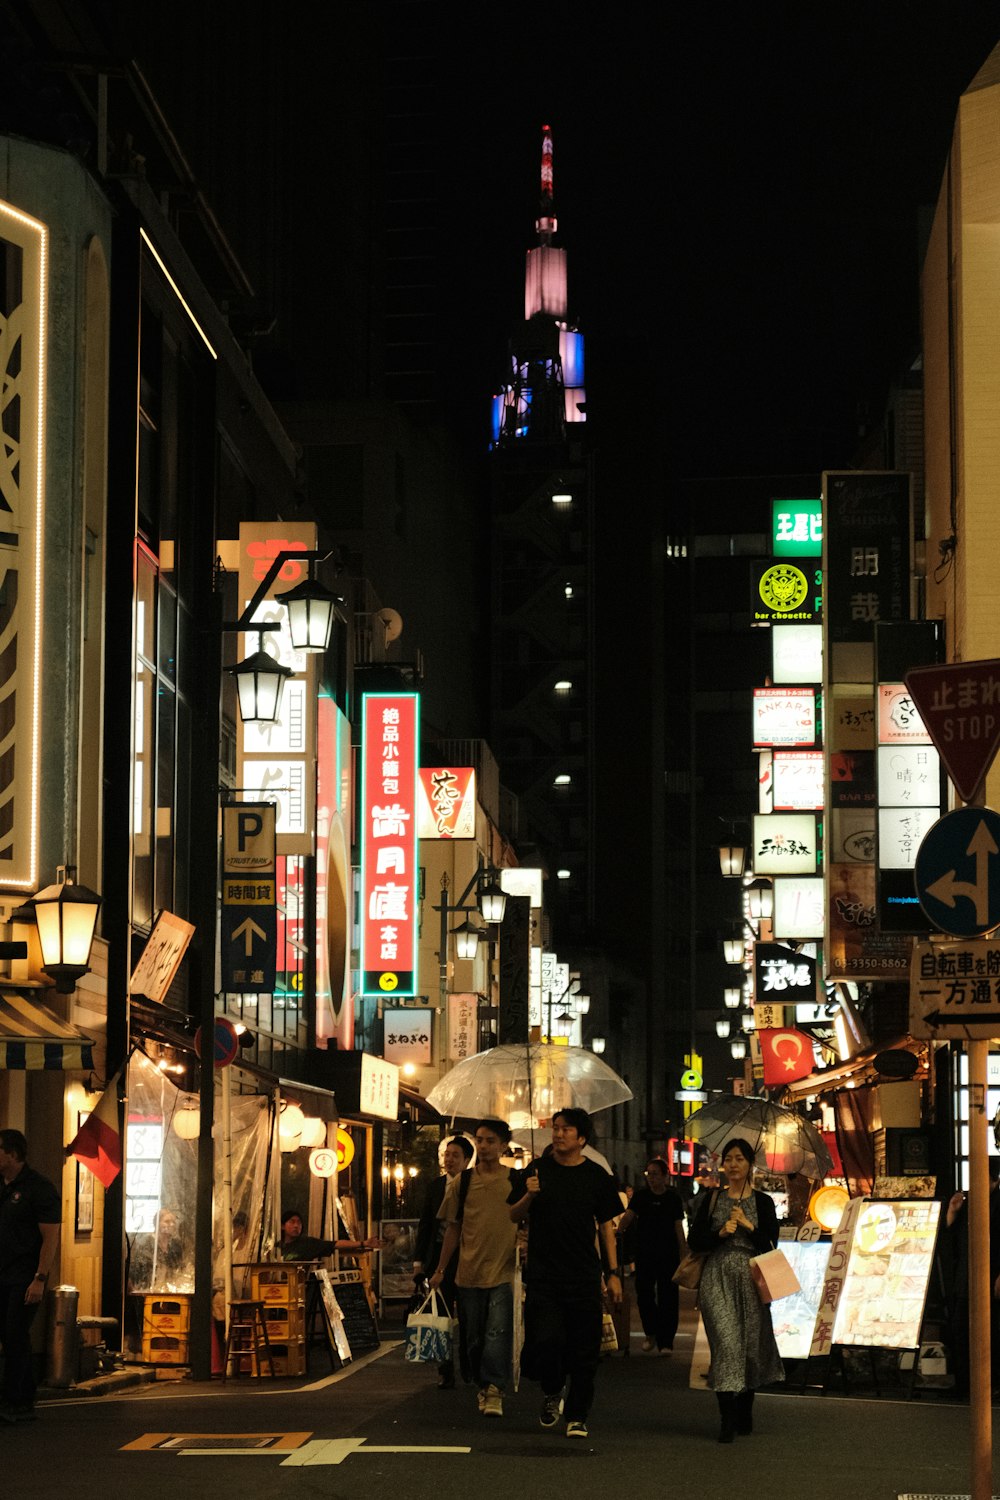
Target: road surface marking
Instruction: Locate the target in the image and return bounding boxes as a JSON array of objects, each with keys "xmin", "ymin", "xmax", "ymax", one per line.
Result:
[{"xmin": 123, "ymin": 1431, "xmax": 310, "ymax": 1451}]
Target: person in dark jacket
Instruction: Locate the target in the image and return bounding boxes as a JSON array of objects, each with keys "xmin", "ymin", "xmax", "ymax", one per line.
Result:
[
  {"xmin": 687, "ymin": 1136, "xmax": 783, "ymax": 1442},
  {"xmin": 413, "ymin": 1135, "xmax": 474, "ymax": 1388}
]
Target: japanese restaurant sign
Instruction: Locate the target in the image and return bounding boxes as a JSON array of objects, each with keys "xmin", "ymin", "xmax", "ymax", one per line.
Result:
[
  {"xmin": 772, "ymin": 751, "xmax": 824, "ymax": 811},
  {"xmin": 772, "ymin": 498, "xmax": 823, "ymax": 557},
  {"xmin": 752, "ymin": 814, "xmax": 818, "ymax": 875},
  {"xmin": 417, "ymin": 767, "xmax": 476, "ymax": 839},
  {"xmin": 809, "ymin": 1196, "xmax": 864, "ymax": 1357},
  {"xmin": 361, "ymin": 693, "xmax": 419, "ymax": 997},
  {"xmin": 829, "ymin": 1199, "xmax": 941, "ymax": 1351},
  {"xmin": 823, "ymin": 471, "xmax": 911, "ymax": 644},
  {"xmin": 449, "ymin": 993, "xmax": 479, "ymax": 1061},
  {"xmin": 383, "ymin": 1008, "xmax": 432, "ymax": 1066}
]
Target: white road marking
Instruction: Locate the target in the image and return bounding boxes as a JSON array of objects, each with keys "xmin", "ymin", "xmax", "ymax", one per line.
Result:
[{"xmin": 175, "ymin": 1438, "xmax": 471, "ymax": 1466}]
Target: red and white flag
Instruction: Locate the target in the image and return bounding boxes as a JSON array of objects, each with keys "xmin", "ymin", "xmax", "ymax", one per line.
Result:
[
  {"xmin": 759, "ymin": 1028, "xmax": 814, "ymax": 1087},
  {"xmin": 67, "ymin": 1068, "xmax": 123, "ymax": 1187}
]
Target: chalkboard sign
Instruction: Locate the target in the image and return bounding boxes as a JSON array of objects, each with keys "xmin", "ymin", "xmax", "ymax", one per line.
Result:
[{"xmin": 325, "ymin": 1273, "xmax": 379, "ymax": 1356}]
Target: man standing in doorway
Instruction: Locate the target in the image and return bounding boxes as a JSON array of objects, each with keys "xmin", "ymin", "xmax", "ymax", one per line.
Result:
[
  {"xmin": 616, "ymin": 1156, "xmax": 687, "ymax": 1353},
  {"xmin": 0, "ymin": 1129, "xmax": 61, "ymax": 1423},
  {"xmin": 509, "ymin": 1107, "xmax": 623, "ymax": 1440},
  {"xmin": 430, "ymin": 1119, "xmax": 518, "ymax": 1418}
]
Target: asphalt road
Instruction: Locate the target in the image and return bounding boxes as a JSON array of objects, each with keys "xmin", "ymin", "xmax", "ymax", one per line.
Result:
[{"xmin": 6, "ymin": 1296, "xmax": 998, "ymax": 1500}]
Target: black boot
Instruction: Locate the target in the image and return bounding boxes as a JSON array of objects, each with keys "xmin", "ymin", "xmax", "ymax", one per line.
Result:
[
  {"xmin": 735, "ymin": 1390, "xmax": 754, "ymax": 1435},
  {"xmin": 716, "ymin": 1393, "xmax": 736, "ymax": 1443}
]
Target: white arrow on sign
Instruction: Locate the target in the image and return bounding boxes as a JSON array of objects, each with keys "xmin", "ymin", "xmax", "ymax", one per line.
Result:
[
  {"xmin": 924, "ymin": 817, "xmax": 999, "ymax": 928},
  {"xmin": 232, "ymin": 916, "xmax": 267, "ymax": 956}
]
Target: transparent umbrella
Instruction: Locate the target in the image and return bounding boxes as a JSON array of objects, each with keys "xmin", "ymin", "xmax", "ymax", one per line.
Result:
[
  {"xmin": 685, "ymin": 1094, "xmax": 833, "ymax": 1180},
  {"xmin": 425, "ymin": 1044, "xmax": 632, "ymax": 1134}
]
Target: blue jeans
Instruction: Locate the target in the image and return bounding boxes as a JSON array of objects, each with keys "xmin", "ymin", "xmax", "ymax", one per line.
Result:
[{"xmin": 457, "ymin": 1283, "xmax": 513, "ymax": 1392}]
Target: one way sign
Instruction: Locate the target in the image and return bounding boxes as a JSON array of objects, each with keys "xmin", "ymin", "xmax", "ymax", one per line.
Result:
[
  {"xmin": 910, "ymin": 936, "xmax": 1000, "ymax": 1039},
  {"xmin": 222, "ymin": 803, "xmax": 277, "ymax": 993}
]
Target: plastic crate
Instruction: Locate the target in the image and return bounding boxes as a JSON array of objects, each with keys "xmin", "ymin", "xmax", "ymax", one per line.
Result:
[
  {"xmin": 143, "ymin": 1295, "xmax": 191, "ymax": 1333},
  {"xmin": 252, "ymin": 1265, "xmax": 307, "ymax": 1306},
  {"xmin": 262, "ymin": 1304, "xmax": 305, "ymax": 1340},
  {"xmin": 142, "ymin": 1332, "xmax": 189, "ymax": 1365}
]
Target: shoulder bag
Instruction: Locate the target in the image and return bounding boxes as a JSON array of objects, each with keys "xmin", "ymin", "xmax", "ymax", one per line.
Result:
[{"xmin": 671, "ymin": 1190, "xmax": 718, "ymax": 1289}]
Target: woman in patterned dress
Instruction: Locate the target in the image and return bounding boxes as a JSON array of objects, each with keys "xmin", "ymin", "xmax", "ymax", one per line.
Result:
[{"xmin": 688, "ymin": 1137, "xmax": 784, "ymax": 1442}]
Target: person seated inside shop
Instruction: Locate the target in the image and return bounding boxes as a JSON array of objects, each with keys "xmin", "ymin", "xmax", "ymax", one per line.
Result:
[
  {"xmin": 279, "ymin": 1209, "xmax": 383, "ymax": 1261},
  {"xmin": 128, "ymin": 1207, "xmax": 192, "ymax": 1293}
]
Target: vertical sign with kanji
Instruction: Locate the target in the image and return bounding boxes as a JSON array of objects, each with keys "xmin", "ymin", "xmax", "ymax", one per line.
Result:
[
  {"xmin": 361, "ymin": 693, "xmax": 419, "ymax": 996},
  {"xmin": 221, "ymin": 803, "xmax": 277, "ymax": 993},
  {"xmin": 823, "ymin": 471, "xmax": 911, "ymax": 644}
]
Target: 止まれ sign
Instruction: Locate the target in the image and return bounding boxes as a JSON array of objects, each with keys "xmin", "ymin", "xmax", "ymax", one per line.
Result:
[{"xmin": 904, "ymin": 658, "xmax": 1000, "ymax": 803}]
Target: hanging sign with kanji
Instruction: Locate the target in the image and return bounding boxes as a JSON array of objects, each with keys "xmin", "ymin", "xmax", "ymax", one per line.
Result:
[
  {"xmin": 904, "ymin": 658, "xmax": 1000, "ymax": 803},
  {"xmin": 221, "ymin": 803, "xmax": 276, "ymax": 993}
]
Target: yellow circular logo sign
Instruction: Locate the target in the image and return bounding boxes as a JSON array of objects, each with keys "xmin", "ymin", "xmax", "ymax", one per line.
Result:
[
  {"xmin": 334, "ymin": 1128, "xmax": 356, "ymax": 1170},
  {"xmin": 758, "ymin": 563, "xmax": 808, "ymax": 614},
  {"xmin": 379, "ymin": 972, "xmax": 399, "ymax": 991},
  {"xmin": 680, "ymin": 1067, "xmax": 702, "ymax": 1091}
]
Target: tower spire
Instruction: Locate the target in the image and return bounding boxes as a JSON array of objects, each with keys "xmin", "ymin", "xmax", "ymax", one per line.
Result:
[{"xmin": 536, "ymin": 124, "xmax": 556, "ymax": 245}]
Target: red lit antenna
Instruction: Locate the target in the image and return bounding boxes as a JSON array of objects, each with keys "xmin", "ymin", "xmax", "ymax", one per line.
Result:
[{"xmin": 537, "ymin": 124, "xmax": 556, "ymax": 243}]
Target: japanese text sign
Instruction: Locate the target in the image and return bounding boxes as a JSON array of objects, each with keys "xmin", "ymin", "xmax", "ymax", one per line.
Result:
[
  {"xmin": 823, "ymin": 471, "xmax": 911, "ymax": 644},
  {"xmin": 904, "ymin": 658, "xmax": 1000, "ymax": 803},
  {"xmin": 752, "ymin": 688, "xmax": 818, "ymax": 748},
  {"xmin": 417, "ymin": 767, "xmax": 476, "ymax": 839},
  {"xmin": 910, "ymin": 937, "xmax": 1000, "ymax": 1038},
  {"xmin": 383, "ymin": 1008, "xmax": 433, "ymax": 1066},
  {"xmin": 361, "ymin": 693, "xmax": 419, "ymax": 996}
]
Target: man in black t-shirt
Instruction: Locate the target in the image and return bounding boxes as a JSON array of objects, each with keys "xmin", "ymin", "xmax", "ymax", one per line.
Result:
[
  {"xmin": 0, "ymin": 1128, "xmax": 60, "ymax": 1422},
  {"xmin": 508, "ymin": 1108, "xmax": 622, "ymax": 1440},
  {"xmin": 616, "ymin": 1156, "xmax": 687, "ymax": 1353}
]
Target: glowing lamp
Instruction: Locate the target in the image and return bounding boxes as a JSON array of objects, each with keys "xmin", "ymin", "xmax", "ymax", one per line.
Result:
[
  {"xmin": 591, "ymin": 1037, "xmax": 606, "ymax": 1055},
  {"xmin": 719, "ymin": 845, "xmax": 746, "ymax": 878},
  {"xmin": 730, "ymin": 1037, "xmax": 747, "ymax": 1060},
  {"xmin": 715, "ymin": 1017, "xmax": 731, "ymax": 1039},
  {"xmin": 276, "ymin": 573, "xmax": 341, "ymax": 653},
  {"xmin": 278, "ymin": 1102, "xmax": 306, "ymax": 1149},
  {"xmin": 453, "ymin": 919, "xmax": 483, "ymax": 960},
  {"xmin": 32, "ymin": 866, "xmax": 102, "ymax": 994},
  {"xmin": 809, "ymin": 1184, "xmax": 850, "ymax": 1232},
  {"xmin": 172, "ymin": 1097, "xmax": 201, "ymax": 1140},
  {"xmin": 746, "ymin": 878, "xmax": 774, "ymax": 921},
  {"xmin": 723, "ymin": 938, "xmax": 744, "ymax": 965},
  {"xmin": 724, "ymin": 988, "xmax": 741, "ymax": 1009},
  {"xmin": 478, "ymin": 878, "xmax": 507, "ymax": 924},
  {"xmin": 225, "ymin": 635, "xmax": 292, "ymax": 723}
]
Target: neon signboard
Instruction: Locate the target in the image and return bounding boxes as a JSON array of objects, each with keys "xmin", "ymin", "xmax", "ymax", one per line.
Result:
[{"xmin": 361, "ymin": 693, "xmax": 419, "ymax": 996}]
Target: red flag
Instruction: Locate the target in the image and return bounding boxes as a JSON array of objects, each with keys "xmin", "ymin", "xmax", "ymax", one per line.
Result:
[
  {"xmin": 67, "ymin": 1069, "xmax": 123, "ymax": 1187},
  {"xmin": 759, "ymin": 1028, "xmax": 814, "ymax": 1087}
]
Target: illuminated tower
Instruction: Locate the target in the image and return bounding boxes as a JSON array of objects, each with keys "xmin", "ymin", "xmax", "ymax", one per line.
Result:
[{"xmin": 488, "ymin": 126, "xmax": 594, "ymax": 950}]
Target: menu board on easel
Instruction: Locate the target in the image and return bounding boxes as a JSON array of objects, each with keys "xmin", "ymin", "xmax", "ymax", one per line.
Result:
[{"xmin": 830, "ymin": 1199, "xmax": 941, "ymax": 1350}]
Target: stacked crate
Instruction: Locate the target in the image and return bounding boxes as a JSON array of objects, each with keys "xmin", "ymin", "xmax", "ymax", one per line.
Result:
[
  {"xmin": 250, "ymin": 1264, "xmax": 307, "ymax": 1375},
  {"xmin": 141, "ymin": 1294, "xmax": 192, "ymax": 1365}
]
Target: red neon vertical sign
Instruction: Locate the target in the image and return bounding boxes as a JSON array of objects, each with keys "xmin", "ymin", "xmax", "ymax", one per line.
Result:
[{"xmin": 361, "ymin": 693, "xmax": 419, "ymax": 996}]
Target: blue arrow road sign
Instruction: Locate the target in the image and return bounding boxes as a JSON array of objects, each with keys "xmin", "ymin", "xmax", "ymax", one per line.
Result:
[{"xmin": 914, "ymin": 806, "xmax": 1000, "ymax": 938}]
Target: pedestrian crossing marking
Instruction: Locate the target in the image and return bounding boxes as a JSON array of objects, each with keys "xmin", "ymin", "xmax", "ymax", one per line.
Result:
[{"xmin": 123, "ymin": 1433, "xmax": 470, "ymax": 1465}]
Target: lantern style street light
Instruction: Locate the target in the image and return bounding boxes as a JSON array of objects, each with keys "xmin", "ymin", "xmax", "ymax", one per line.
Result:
[
  {"xmin": 223, "ymin": 546, "xmax": 340, "ymax": 723},
  {"xmin": 715, "ymin": 1016, "xmax": 731, "ymax": 1039},
  {"xmin": 718, "ymin": 844, "xmax": 746, "ymax": 878},
  {"xmin": 746, "ymin": 877, "xmax": 774, "ymax": 921},
  {"xmin": 591, "ymin": 1037, "xmax": 606, "ymax": 1054},
  {"xmin": 226, "ymin": 631, "xmax": 293, "ymax": 724},
  {"xmin": 730, "ymin": 1036, "xmax": 747, "ymax": 1060},
  {"xmin": 724, "ymin": 987, "xmax": 741, "ymax": 1009},
  {"xmin": 723, "ymin": 937, "xmax": 744, "ymax": 965},
  {"xmin": 276, "ymin": 568, "xmax": 343, "ymax": 653},
  {"xmin": 31, "ymin": 865, "xmax": 102, "ymax": 994}
]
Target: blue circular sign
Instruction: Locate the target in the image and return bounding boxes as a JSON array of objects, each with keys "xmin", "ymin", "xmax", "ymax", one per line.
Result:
[
  {"xmin": 915, "ymin": 806, "xmax": 1000, "ymax": 938},
  {"xmin": 194, "ymin": 1017, "xmax": 240, "ymax": 1069}
]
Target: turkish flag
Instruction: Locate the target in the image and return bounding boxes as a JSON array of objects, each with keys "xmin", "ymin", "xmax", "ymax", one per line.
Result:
[
  {"xmin": 67, "ymin": 1068, "xmax": 123, "ymax": 1187},
  {"xmin": 759, "ymin": 1028, "xmax": 814, "ymax": 1087}
]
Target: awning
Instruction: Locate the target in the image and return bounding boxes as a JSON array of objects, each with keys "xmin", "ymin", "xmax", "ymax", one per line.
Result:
[
  {"xmin": 782, "ymin": 1037, "xmax": 926, "ymax": 1099},
  {"xmin": 0, "ymin": 990, "xmax": 95, "ymax": 1071}
]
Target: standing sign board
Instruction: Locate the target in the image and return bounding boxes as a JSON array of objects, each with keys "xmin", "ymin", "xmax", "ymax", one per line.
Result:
[
  {"xmin": 221, "ymin": 803, "xmax": 277, "ymax": 993},
  {"xmin": 829, "ymin": 1199, "xmax": 940, "ymax": 1352},
  {"xmin": 904, "ymin": 659, "xmax": 1000, "ymax": 804}
]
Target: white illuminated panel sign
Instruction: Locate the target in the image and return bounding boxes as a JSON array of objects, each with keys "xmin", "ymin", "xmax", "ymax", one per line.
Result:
[
  {"xmin": 359, "ymin": 1054, "xmax": 400, "ymax": 1120},
  {"xmin": 771, "ymin": 624, "xmax": 822, "ymax": 685},
  {"xmin": 752, "ymin": 814, "xmax": 818, "ymax": 875},
  {"xmin": 878, "ymin": 807, "xmax": 940, "ymax": 870},
  {"xmin": 772, "ymin": 877, "xmax": 825, "ymax": 940},
  {"xmin": 501, "ymin": 867, "xmax": 543, "ymax": 908},
  {"xmin": 877, "ymin": 746, "xmax": 941, "ymax": 807},
  {"xmin": 383, "ymin": 1008, "xmax": 432, "ymax": 1066},
  {"xmin": 361, "ymin": 693, "xmax": 420, "ymax": 997},
  {"xmin": 831, "ymin": 809, "xmax": 876, "ymax": 863},
  {"xmin": 752, "ymin": 689, "xmax": 818, "ymax": 748},
  {"xmin": 878, "ymin": 685, "xmax": 932, "ymax": 745},
  {"xmin": 772, "ymin": 751, "xmax": 824, "ymax": 811}
]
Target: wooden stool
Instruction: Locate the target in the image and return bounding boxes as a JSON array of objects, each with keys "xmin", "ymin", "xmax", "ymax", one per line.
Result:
[{"xmin": 223, "ymin": 1300, "xmax": 276, "ymax": 1380}]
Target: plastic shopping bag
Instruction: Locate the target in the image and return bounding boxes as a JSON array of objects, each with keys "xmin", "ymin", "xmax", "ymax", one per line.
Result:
[
  {"xmin": 749, "ymin": 1248, "xmax": 801, "ymax": 1305},
  {"xmin": 404, "ymin": 1287, "xmax": 455, "ymax": 1364}
]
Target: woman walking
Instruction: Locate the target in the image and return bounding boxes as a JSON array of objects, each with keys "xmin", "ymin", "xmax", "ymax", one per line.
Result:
[{"xmin": 687, "ymin": 1137, "xmax": 783, "ymax": 1442}]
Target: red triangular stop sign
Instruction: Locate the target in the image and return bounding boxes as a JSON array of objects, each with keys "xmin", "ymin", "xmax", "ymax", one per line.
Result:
[{"xmin": 904, "ymin": 659, "xmax": 1000, "ymax": 802}]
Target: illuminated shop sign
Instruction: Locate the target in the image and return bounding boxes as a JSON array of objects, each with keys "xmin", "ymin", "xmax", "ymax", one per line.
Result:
[
  {"xmin": 752, "ymin": 688, "xmax": 818, "ymax": 748},
  {"xmin": 772, "ymin": 751, "xmax": 824, "ymax": 811},
  {"xmin": 771, "ymin": 624, "xmax": 822, "ymax": 685},
  {"xmin": 752, "ymin": 814, "xmax": 819, "ymax": 875},
  {"xmin": 876, "ymin": 746, "xmax": 941, "ymax": 808},
  {"xmin": 772, "ymin": 876, "xmax": 825, "ymax": 940},
  {"xmin": 877, "ymin": 685, "xmax": 931, "ymax": 745},
  {"xmin": 361, "ymin": 693, "xmax": 419, "ymax": 997},
  {"xmin": 417, "ymin": 767, "xmax": 476, "ymax": 839},
  {"xmin": 751, "ymin": 559, "xmax": 822, "ymax": 625},
  {"xmin": 772, "ymin": 498, "xmax": 822, "ymax": 557}
]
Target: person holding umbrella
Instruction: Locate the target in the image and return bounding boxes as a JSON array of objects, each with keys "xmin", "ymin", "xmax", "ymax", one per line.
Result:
[{"xmin": 687, "ymin": 1137, "xmax": 783, "ymax": 1443}]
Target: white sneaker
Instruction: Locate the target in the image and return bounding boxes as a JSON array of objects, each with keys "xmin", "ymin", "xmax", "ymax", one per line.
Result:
[{"xmin": 482, "ymin": 1384, "xmax": 503, "ymax": 1417}]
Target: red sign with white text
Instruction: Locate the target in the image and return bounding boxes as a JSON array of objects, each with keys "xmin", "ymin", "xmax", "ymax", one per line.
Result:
[
  {"xmin": 904, "ymin": 659, "xmax": 1000, "ymax": 803},
  {"xmin": 361, "ymin": 694, "xmax": 419, "ymax": 996}
]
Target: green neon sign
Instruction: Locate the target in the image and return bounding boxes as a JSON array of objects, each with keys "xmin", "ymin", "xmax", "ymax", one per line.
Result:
[{"xmin": 772, "ymin": 498, "xmax": 822, "ymax": 557}]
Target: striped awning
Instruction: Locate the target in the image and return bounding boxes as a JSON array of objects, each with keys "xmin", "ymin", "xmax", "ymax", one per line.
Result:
[{"xmin": 0, "ymin": 991, "xmax": 95, "ymax": 1071}]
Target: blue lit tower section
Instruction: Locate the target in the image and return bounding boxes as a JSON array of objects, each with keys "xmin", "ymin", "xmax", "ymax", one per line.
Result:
[
  {"xmin": 491, "ymin": 126, "xmax": 587, "ymax": 447},
  {"xmin": 488, "ymin": 125, "xmax": 595, "ymax": 950}
]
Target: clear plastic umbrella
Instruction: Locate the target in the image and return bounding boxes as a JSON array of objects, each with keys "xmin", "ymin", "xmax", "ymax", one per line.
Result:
[
  {"xmin": 425, "ymin": 1044, "xmax": 632, "ymax": 1132},
  {"xmin": 685, "ymin": 1094, "xmax": 833, "ymax": 1180}
]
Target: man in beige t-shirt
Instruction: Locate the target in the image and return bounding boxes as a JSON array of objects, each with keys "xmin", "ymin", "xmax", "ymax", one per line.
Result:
[{"xmin": 430, "ymin": 1118, "xmax": 517, "ymax": 1418}]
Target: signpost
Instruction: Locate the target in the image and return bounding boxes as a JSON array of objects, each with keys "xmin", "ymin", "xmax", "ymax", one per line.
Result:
[
  {"xmin": 221, "ymin": 803, "xmax": 277, "ymax": 993},
  {"xmin": 913, "ymin": 806, "xmax": 1000, "ymax": 938},
  {"xmin": 905, "ymin": 658, "xmax": 1000, "ymax": 803}
]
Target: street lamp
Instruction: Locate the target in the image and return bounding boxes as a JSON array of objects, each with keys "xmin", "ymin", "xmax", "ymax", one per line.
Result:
[
  {"xmin": 225, "ymin": 632, "xmax": 293, "ymax": 723},
  {"xmin": 718, "ymin": 844, "xmax": 746, "ymax": 878},
  {"xmin": 715, "ymin": 1016, "xmax": 731, "ymax": 1039},
  {"xmin": 745, "ymin": 877, "xmax": 774, "ymax": 921},
  {"xmin": 222, "ymin": 547, "xmax": 338, "ymax": 723},
  {"xmin": 31, "ymin": 865, "xmax": 102, "ymax": 994},
  {"xmin": 276, "ymin": 567, "xmax": 343, "ymax": 653},
  {"xmin": 591, "ymin": 1037, "xmax": 606, "ymax": 1054},
  {"xmin": 730, "ymin": 1036, "xmax": 747, "ymax": 1060},
  {"xmin": 723, "ymin": 937, "xmax": 744, "ymax": 965},
  {"xmin": 724, "ymin": 987, "xmax": 741, "ymax": 1009},
  {"xmin": 453, "ymin": 918, "xmax": 484, "ymax": 961},
  {"xmin": 477, "ymin": 877, "xmax": 507, "ymax": 924},
  {"xmin": 433, "ymin": 858, "xmax": 508, "ymax": 1045}
]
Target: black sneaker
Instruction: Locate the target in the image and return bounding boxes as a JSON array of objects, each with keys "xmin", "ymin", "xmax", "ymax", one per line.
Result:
[
  {"xmin": 566, "ymin": 1420, "xmax": 589, "ymax": 1439},
  {"xmin": 539, "ymin": 1394, "xmax": 563, "ymax": 1428}
]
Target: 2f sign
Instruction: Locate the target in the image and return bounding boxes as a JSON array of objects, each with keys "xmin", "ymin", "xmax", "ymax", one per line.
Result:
[{"xmin": 223, "ymin": 803, "xmax": 276, "ymax": 876}]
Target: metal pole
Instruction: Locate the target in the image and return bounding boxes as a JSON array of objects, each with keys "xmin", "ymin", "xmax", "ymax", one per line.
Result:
[
  {"xmin": 968, "ymin": 1037, "xmax": 993, "ymax": 1500},
  {"xmin": 220, "ymin": 1067, "xmax": 234, "ymax": 1335}
]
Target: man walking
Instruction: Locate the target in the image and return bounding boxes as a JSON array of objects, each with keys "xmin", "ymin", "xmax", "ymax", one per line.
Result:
[
  {"xmin": 430, "ymin": 1119, "xmax": 517, "ymax": 1417},
  {"xmin": 414, "ymin": 1135, "xmax": 474, "ymax": 1388},
  {"xmin": 509, "ymin": 1107, "xmax": 623, "ymax": 1439},
  {"xmin": 0, "ymin": 1129, "xmax": 60, "ymax": 1423},
  {"xmin": 616, "ymin": 1155, "xmax": 687, "ymax": 1353}
]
